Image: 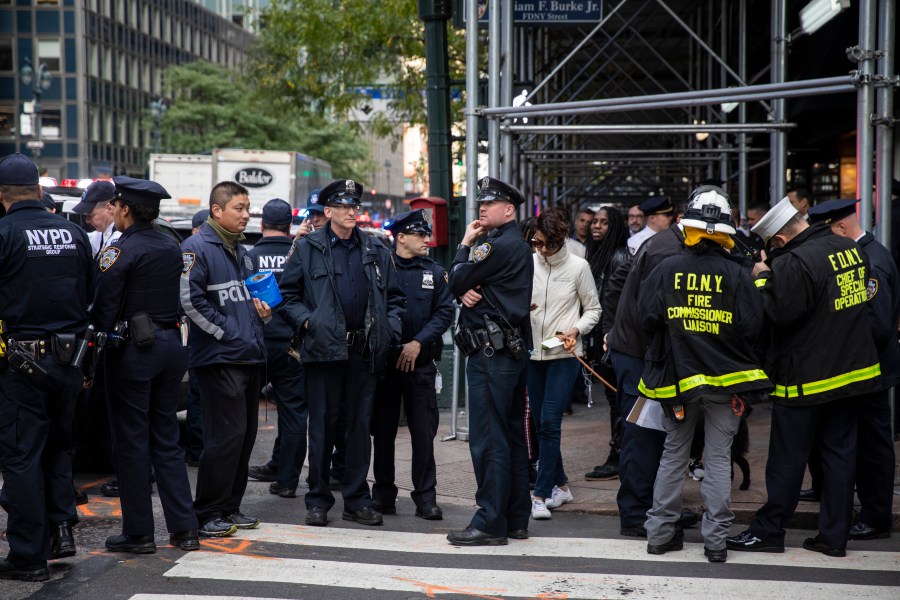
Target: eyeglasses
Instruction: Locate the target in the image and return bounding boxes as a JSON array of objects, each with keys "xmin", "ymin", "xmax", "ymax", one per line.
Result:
[
  {"xmin": 529, "ymin": 238, "xmax": 546, "ymax": 248},
  {"xmin": 328, "ymin": 204, "xmax": 362, "ymax": 212}
]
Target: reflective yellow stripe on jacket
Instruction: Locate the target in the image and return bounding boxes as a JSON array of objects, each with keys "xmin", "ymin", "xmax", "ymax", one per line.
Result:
[
  {"xmin": 771, "ymin": 363, "xmax": 881, "ymax": 399},
  {"xmin": 638, "ymin": 369, "xmax": 769, "ymax": 399}
]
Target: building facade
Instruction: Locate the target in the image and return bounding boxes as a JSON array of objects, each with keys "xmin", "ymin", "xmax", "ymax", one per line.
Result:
[{"xmin": 0, "ymin": 0, "xmax": 253, "ymax": 179}]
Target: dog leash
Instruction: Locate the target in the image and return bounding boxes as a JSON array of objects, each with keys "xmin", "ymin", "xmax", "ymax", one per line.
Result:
[{"xmin": 573, "ymin": 354, "xmax": 617, "ymax": 393}]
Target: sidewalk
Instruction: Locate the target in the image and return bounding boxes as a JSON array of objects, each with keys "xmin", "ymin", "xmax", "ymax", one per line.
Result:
[{"xmin": 409, "ymin": 396, "xmax": 900, "ymax": 531}]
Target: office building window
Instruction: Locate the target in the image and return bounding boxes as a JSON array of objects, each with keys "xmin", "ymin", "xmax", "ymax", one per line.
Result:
[
  {"xmin": 0, "ymin": 38, "xmax": 12, "ymax": 71},
  {"xmin": 38, "ymin": 39, "xmax": 61, "ymax": 71},
  {"xmin": 0, "ymin": 106, "xmax": 14, "ymax": 137}
]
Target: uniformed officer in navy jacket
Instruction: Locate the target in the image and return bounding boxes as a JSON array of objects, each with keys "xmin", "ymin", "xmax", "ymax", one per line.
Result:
[
  {"xmin": 91, "ymin": 176, "xmax": 199, "ymax": 554},
  {"xmin": 246, "ymin": 199, "xmax": 309, "ymax": 498},
  {"xmin": 0, "ymin": 153, "xmax": 93, "ymax": 582},
  {"xmin": 278, "ymin": 178, "xmax": 404, "ymax": 528},
  {"xmin": 371, "ymin": 210, "xmax": 453, "ymax": 520},
  {"xmin": 446, "ymin": 176, "xmax": 534, "ymax": 546},
  {"xmin": 180, "ymin": 181, "xmax": 272, "ymax": 538}
]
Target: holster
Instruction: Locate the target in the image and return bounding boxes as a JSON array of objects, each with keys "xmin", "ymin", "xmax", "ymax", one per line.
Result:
[
  {"xmin": 50, "ymin": 333, "xmax": 77, "ymax": 365},
  {"xmin": 453, "ymin": 328, "xmax": 482, "ymax": 357},
  {"xmin": 129, "ymin": 312, "xmax": 156, "ymax": 348}
]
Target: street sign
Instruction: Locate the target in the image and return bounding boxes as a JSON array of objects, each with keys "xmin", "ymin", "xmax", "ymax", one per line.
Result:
[
  {"xmin": 457, "ymin": 0, "xmax": 603, "ymax": 26},
  {"xmin": 26, "ymin": 140, "xmax": 45, "ymax": 149}
]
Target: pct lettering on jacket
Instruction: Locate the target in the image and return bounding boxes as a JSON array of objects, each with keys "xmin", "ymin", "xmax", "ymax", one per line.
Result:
[
  {"xmin": 25, "ymin": 228, "xmax": 77, "ymax": 256},
  {"xmin": 209, "ymin": 279, "xmax": 252, "ymax": 307}
]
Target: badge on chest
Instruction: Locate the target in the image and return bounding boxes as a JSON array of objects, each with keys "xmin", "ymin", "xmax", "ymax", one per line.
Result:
[{"xmin": 422, "ymin": 270, "xmax": 434, "ymax": 290}]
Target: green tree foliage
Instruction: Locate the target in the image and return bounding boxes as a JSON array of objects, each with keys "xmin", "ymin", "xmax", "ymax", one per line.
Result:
[
  {"xmin": 157, "ymin": 61, "xmax": 371, "ymax": 179},
  {"xmin": 250, "ymin": 0, "xmax": 467, "ymax": 139}
]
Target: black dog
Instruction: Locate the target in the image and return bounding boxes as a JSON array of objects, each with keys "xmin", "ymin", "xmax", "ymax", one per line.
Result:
[{"xmin": 689, "ymin": 404, "xmax": 752, "ymax": 490}]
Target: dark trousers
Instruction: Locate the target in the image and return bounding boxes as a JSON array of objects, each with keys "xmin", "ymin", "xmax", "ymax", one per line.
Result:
[
  {"xmin": 305, "ymin": 349, "xmax": 377, "ymax": 512},
  {"xmin": 184, "ymin": 369, "xmax": 203, "ymax": 461},
  {"xmin": 105, "ymin": 331, "xmax": 196, "ymax": 535},
  {"xmin": 372, "ymin": 363, "xmax": 439, "ymax": 508},
  {"xmin": 260, "ymin": 338, "xmax": 308, "ymax": 490},
  {"xmin": 193, "ymin": 364, "xmax": 260, "ymax": 525},
  {"xmin": 0, "ymin": 357, "xmax": 82, "ymax": 567},
  {"xmin": 611, "ymin": 349, "xmax": 666, "ymax": 529},
  {"xmin": 808, "ymin": 389, "xmax": 894, "ymax": 530},
  {"xmin": 465, "ymin": 350, "xmax": 531, "ymax": 536},
  {"xmin": 750, "ymin": 397, "xmax": 857, "ymax": 549}
]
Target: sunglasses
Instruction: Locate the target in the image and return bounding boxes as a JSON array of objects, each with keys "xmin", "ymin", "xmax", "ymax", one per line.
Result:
[{"xmin": 529, "ymin": 238, "xmax": 550, "ymax": 249}]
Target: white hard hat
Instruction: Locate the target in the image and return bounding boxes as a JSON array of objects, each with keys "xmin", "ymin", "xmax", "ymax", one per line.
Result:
[
  {"xmin": 680, "ymin": 185, "xmax": 736, "ymax": 235},
  {"xmin": 751, "ymin": 196, "xmax": 798, "ymax": 242}
]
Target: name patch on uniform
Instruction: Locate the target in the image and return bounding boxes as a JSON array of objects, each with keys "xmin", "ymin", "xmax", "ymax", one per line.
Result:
[
  {"xmin": 99, "ymin": 246, "xmax": 121, "ymax": 271},
  {"xmin": 867, "ymin": 278, "xmax": 878, "ymax": 300},
  {"xmin": 24, "ymin": 228, "xmax": 78, "ymax": 257},
  {"xmin": 182, "ymin": 252, "xmax": 196, "ymax": 274},
  {"xmin": 473, "ymin": 243, "xmax": 492, "ymax": 263},
  {"xmin": 422, "ymin": 270, "xmax": 434, "ymax": 289}
]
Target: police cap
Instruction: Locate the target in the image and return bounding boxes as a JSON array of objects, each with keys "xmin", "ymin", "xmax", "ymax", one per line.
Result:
[
  {"xmin": 319, "ymin": 179, "xmax": 363, "ymax": 207},
  {"xmin": 72, "ymin": 180, "xmax": 116, "ymax": 214},
  {"xmin": 0, "ymin": 153, "xmax": 39, "ymax": 185},
  {"xmin": 306, "ymin": 188, "xmax": 325, "ymax": 214},
  {"xmin": 387, "ymin": 209, "xmax": 432, "ymax": 236},
  {"xmin": 262, "ymin": 198, "xmax": 293, "ymax": 226},
  {"xmin": 475, "ymin": 176, "xmax": 525, "ymax": 206},
  {"xmin": 807, "ymin": 198, "xmax": 859, "ymax": 225},
  {"xmin": 40, "ymin": 190, "xmax": 56, "ymax": 211},
  {"xmin": 113, "ymin": 176, "xmax": 171, "ymax": 209},
  {"xmin": 639, "ymin": 195, "xmax": 674, "ymax": 215},
  {"xmin": 192, "ymin": 208, "xmax": 210, "ymax": 229},
  {"xmin": 751, "ymin": 196, "xmax": 798, "ymax": 242}
]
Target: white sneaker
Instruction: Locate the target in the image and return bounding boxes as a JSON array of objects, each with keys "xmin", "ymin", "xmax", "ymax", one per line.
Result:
[
  {"xmin": 544, "ymin": 485, "xmax": 574, "ymax": 509},
  {"xmin": 531, "ymin": 497, "xmax": 551, "ymax": 520}
]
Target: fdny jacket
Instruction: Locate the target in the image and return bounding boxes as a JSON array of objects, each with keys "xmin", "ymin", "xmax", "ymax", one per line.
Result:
[
  {"xmin": 392, "ymin": 254, "xmax": 454, "ymax": 366},
  {"xmin": 858, "ymin": 232, "xmax": 900, "ymax": 390},
  {"xmin": 0, "ymin": 201, "xmax": 93, "ymax": 338},
  {"xmin": 604, "ymin": 224, "xmax": 685, "ymax": 358},
  {"xmin": 276, "ymin": 225, "xmax": 404, "ymax": 372},
  {"xmin": 246, "ymin": 235, "xmax": 294, "ymax": 342},
  {"xmin": 756, "ymin": 223, "xmax": 881, "ymax": 405},
  {"xmin": 179, "ymin": 223, "xmax": 266, "ymax": 368},
  {"xmin": 636, "ymin": 245, "xmax": 771, "ymax": 402}
]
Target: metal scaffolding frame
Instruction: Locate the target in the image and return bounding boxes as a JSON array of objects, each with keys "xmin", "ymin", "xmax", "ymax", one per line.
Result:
[{"xmin": 463, "ymin": 0, "xmax": 896, "ymax": 234}]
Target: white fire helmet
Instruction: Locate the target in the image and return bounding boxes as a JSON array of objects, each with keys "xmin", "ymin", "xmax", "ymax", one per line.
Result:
[{"xmin": 680, "ymin": 185, "xmax": 736, "ymax": 235}]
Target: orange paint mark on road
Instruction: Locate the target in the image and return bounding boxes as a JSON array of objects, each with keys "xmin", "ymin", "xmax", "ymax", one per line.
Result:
[
  {"xmin": 534, "ymin": 593, "xmax": 569, "ymax": 599},
  {"xmin": 393, "ymin": 576, "xmax": 506, "ymax": 599},
  {"xmin": 197, "ymin": 537, "xmax": 275, "ymax": 561},
  {"xmin": 76, "ymin": 497, "xmax": 122, "ymax": 518}
]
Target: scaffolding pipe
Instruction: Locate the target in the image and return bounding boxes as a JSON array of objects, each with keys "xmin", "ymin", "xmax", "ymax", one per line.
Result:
[
  {"xmin": 481, "ymin": 76, "xmax": 853, "ymax": 117},
  {"xmin": 521, "ymin": 147, "xmax": 757, "ymax": 155},
  {"xmin": 501, "ymin": 0, "xmax": 513, "ymax": 182},
  {"xmin": 719, "ymin": 0, "xmax": 729, "ymax": 188},
  {"xmin": 770, "ymin": 0, "xmax": 787, "ymax": 205},
  {"xmin": 465, "ymin": 0, "xmax": 479, "ymax": 224},
  {"xmin": 739, "ymin": 0, "xmax": 749, "ymax": 216},
  {"xmin": 505, "ymin": 123, "xmax": 796, "ymax": 134},
  {"xmin": 875, "ymin": 0, "xmax": 895, "ymax": 247},
  {"xmin": 488, "ymin": 0, "xmax": 500, "ymax": 177},
  {"xmin": 858, "ymin": 0, "xmax": 878, "ymax": 230}
]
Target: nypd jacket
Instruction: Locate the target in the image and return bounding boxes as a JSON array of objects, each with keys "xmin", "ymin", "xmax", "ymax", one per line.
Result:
[
  {"xmin": 604, "ymin": 224, "xmax": 685, "ymax": 358},
  {"xmin": 858, "ymin": 232, "xmax": 900, "ymax": 390},
  {"xmin": 246, "ymin": 235, "xmax": 294, "ymax": 342},
  {"xmin": 180, "ymin": 224, "xmax": 267, "ymax": 368},
  {"xmin": 637, "ymin": 245, "xmax": 771, "ymax": 402},
  {"xmin": 0, "ymin": 201, "xmax": 93, "ymax": 338},
  {"xmin": 276, "ymin": 226, "xmax": 404, "ymax": 372},
  {"xmin": 392, "ymin": 254, "xmax": 454, "ymax": 366},
  {"xmin": 756, "ymin": 223, "xmax": 881, "ymax": 405}
]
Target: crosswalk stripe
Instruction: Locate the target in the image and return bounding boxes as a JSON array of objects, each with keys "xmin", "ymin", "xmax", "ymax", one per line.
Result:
[
  {"xmin": 131, "ymin": 596, "xmax": 284, "ymax": 600},
  {"xmin": 164, "ymin": 552, "xmax": 898, "ymax": 599},
  {"xmin": 234, "ymin": 522, "xmax": 900, "ymax": 572}
]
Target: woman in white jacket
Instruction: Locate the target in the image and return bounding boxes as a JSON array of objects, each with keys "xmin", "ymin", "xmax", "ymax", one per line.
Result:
[{"xmin": 528, "ymin": 208, "xmax": 601, "ymax": 520}]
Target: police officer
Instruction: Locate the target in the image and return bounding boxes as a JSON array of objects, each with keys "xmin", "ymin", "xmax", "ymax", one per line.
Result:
[
  {"xmin": 181, "ymin": 181, "xmax": 271, "ymax": 537},
  {"xmin": 626, "ymin": 196, "xmax": 675, "ymax": 255},
  {"xmin": 246, "ymin": 199, "xmax": 309, "ymax": 498},
  {"xmin": 296, "ymin": 188, "xmax": 329, "ymax": 236},
  {"xmin": 72, "ymin": 180, "xmax": 121, "ymax": 258},
  {"xmin": 638, "ymin": 187, "xmax": 771, "ymax": 563},
  {"xmin": 0, "ymin": 153, "xmax": 94, "ymax": 581},
  {"xmin": 278, "ymin": 179, "xmax": 404, "ymax": 527},
  {"xmin": 727, "ymin": 197, "xmax": 881, "ymax": 557},
  {"xmin": 446, "ymin": 176, "xmax": 533, "ymax": 546},
  {"xmin": 372, "ymin": 210, "xmax": 453, "ymax": 519},
  {"xmin": 806, "ymin": 199, "xmax": 899, "ymax": 541},
  {"xmin": 90, "ymin": 176, "xmax": 199, "ymax": 553}
]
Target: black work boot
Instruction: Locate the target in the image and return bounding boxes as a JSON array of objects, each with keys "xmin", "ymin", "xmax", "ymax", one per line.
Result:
[{"xmin": 50, "ymin": 521, "xmax": 76, "ymax": 559}]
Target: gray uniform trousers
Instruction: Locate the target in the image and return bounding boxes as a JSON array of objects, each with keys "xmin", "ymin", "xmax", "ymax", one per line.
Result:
[{"xmin": 645, "ymin": 394, "xmax": 739, "ymax": 550}]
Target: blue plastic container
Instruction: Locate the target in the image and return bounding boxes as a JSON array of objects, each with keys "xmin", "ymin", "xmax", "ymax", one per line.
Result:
[{"xmin": 245, "ymin": 271, "xmax": 283, "ymax": 308}]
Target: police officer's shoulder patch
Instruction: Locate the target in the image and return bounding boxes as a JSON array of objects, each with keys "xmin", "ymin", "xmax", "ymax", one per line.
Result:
[
  {"xmin": 867, "ymin": 277, "xmax": 878, "ymax": 300},
  {"xmin": 182, "ymin": 252, "xmax": 196, "ymax": 275},
  {"xmin": 473, "ymin": 242, "xmax": 492, "ymax": 263},
  {"xmin": 99, "ymin": 247, "xmax": 121, "ymax": 272},
  {"xmin": 443, "ymin": 271, "xmax": 449, "ymax": 284},
  {"xmin": 244, "ymin": 255, "xmax": 253, "ymax": 271}
]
